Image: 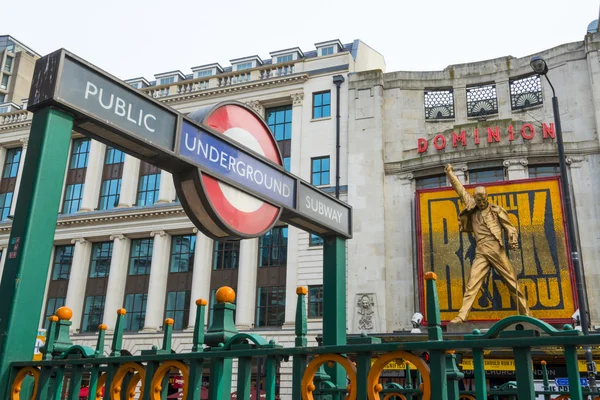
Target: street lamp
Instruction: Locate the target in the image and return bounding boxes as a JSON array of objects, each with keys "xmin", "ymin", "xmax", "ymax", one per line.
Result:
[{"xmin": 530, "ymin": 55, "xmax": 597, "ymax": 388}]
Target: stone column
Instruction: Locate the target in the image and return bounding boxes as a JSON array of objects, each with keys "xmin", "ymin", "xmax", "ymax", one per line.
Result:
[
  {"xmin": 188, "ymin": 229, "xmax": 213, "ymax": 328},
  {"xmin": 116, "ymin": 155, "xmax": 140, "ymax": 208},
  {"xmin": 0, "ymin": 244, "xmax": 7, "ymax": 284},
  {"xmin": 503, "ymin": 158, "xmax": 528, "ymax": 180},
  {"xmin": 10, "ymin": 138, "xmax": 28, "ymax": 216},
  {"xmin": 235, "ymin": 238, "xmax": 259, "ymax": 330},
  {"xmin": 79, "ymin": 140, "xmax": 106, "ymax": 212},
  {"xmin": 283, "ymin": 226, "xmax": 299, "ymax": 327},
  {"xmin": 496, "ymin": 79, "xmax": 511, "ymax": 119},
  {"xmin": 157, "ymin": 170, "xmax": 176, "ymax": 204},
  {"xmin": 452, "ymin": 162, "xmax": 468, "ymax": 184},
  {"xmin": 453, "ymin": 85, "xmax": 468, "ymax": 124},
  {"xmin": 102, "ymin": 234, "xmax": 131, "ymax": 329},
  {"xmin": 65, "ymin": 238, "xmax": 92, "ymax": 331},
  {"xmin": 143, "ymin": 231, "xmax": 171, "ymax": 331},
  {"xmin": 289, "ymin": 92, "xmax": 304, "ymax": 175}
]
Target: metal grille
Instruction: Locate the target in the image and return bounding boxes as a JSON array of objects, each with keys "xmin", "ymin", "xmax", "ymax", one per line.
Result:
[
  {"xmin": 424, "ymin": 89, "xmax": 455, "ymax": 120},
  {"xmin": 510, "ymin": 75, "xmax": 543, "ymax": 110},
  {"xmin": 466, "ymin": 84, "xmax": 498, "ymax": 117}
]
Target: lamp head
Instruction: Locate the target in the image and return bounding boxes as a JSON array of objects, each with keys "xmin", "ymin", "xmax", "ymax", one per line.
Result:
[{"xmin": 530, "ymin": 56, "xmax": 548, "ymax": 75}]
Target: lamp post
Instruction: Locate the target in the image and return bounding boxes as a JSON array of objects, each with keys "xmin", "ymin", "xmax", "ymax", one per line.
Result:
[{"xmin": 530, "ymin": 55, "xmax": 597, "ymax": 389}]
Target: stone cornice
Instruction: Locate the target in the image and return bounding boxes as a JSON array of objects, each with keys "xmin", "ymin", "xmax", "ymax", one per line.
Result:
[{"xmin": 156, "ymin": 74, "xmax": 309, "ymax": 105}]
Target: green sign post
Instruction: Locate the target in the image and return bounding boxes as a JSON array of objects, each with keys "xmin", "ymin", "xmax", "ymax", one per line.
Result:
[{"xmin": 0, "ymin": 49, "xmax": 351, "ymax": 397}]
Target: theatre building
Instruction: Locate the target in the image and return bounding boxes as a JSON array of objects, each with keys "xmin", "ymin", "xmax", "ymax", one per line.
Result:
[
  {"xmin": 0, "ymin": 38, "xmax": 384, "ymax": 397},
  {"xmin": 345, "ymin": 26, "xmax": 600, "ymax": 365}
]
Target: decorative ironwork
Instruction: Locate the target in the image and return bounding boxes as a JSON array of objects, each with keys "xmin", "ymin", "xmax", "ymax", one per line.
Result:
[
  {"xmin": 424, "ymin": 89, "xmax": 455, "ymax": 120},
  {"xmin": 510, "ymin": 75, "xmax": 543, "ymax": 110},
  {"xmin": 466, "ymin": 84, "xmax": 498, "ymax": 117}
]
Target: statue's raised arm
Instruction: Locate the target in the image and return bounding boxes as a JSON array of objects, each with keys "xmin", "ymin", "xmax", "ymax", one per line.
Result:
[{"xmin": 444, "ymin": 164, "xmax": 475, "ymax": 208}]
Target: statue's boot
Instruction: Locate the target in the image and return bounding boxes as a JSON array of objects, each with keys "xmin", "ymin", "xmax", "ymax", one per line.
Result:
[{"xmin": 449, "ymin": 316, "xmax": 464, "ymax": 324}]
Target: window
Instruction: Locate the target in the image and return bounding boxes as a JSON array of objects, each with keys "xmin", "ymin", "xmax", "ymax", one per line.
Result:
[
  {"xmin": 137, "ymin": 162, "xmax": 161, "ymax": 206},
  {"xmin": 129, "ymin": 82, "xmax": 140, "ymax": 89},
  {"xmin": 0, "ymin": 74, "xmax": 8, "ymax": 90},
  {"xmin": 466, "ymin": 84, "xmax": 498, "ymax": 117},
  {"xmin": 129, "ymin": 238, "xmax": 153, "ymax": 275},
  {"xmin": 255, "ymin": 286, "xmax": 285, "ymax": 327},
  {"xmin": 213, "ymin": 240, "xmax": 240, "ymax": 270},
  {"xmin": 322, "ymin": 46, "xmax": 334, "ymax": 56},
  {"xmin": 529, "ymin": 165, "xmax": 560, "ymax": 179},
  {"xmin": 308, "ymin": 286, "xmax": 323, "ymax": 318},
  {"xmin": 170, "ymin": 234, "xmax": 196, "ymax": 273},
  {"xmin": 236, "ymin": 62, "xmax": 253, "ymax": 71},
  {"xmin": 89, "ymin": 242, "xmax": 113, "ymax": 278},
  {"xmin": 424, "ymin": 89, "xmax": 455, "ymax": 120},
  {"xmin": 43, "ymin": 297, "xmax": 65, "ymax": 329},
  {"xmin": 259, "ymin": 227, "xmax": 288, "ymax": 267},
  {"xmin": 0, "ymin": 147, "xmax": 22, "ymax": 220},
  {"xmin": 123, "ymin": 293, "xmax": 147, "ymax": 331},
  {"xmin": 416, "ymin": 175, "xmax": 447, "ymax": 190},
  {"xmin": 165, "ymin": 290, "xmax": 190, "ymax": 330},
  {"xmin": 469, "ymin": 168, "xmax": 504, "ymax": 184},
  {"xmin": 81, "ymin": 295, "xmax": 105, "ymax": 333},
  {"xmin": 196, "ymin": 70, "xmax": 213, "ymax": 78},
  {"xmin": 312, "ymin": 91, "xmax": 331, "ymax": 119},
  {"xmin": 159, "ymin": 76, "xmax": 175, "ymax": 85},
  {"xmin": 510, "ymin": 75, "xmax": 542, "ymax": 110},
  {"xmin": 98, "ymin": 147, "xmax": 124, "ymax": 211},
  {"xmin": 4, "ymin": 56, "xmax": 13, "ymax": 73},
  {"xmin": 309, "ymin": 234, "xmax": 323, "ymax": 247},
  {"xmin": 62, "ymin": 138, "xmax": 90, "ymax": 214},
  {"xmin": 51, "ymin": 245, "xmax": 73, "ymax": 280},
  {"xmin": 266, "ymin": 106, "xmax": 292, "ymax": 171},
  {"xmin": 0, "ymin": 94, "xmax": 5, "ymax": 103},
  {"xmin": 311, "ymin": 157, "xmax": 330, "ymax": 186},
  {"xmin": 276, "ymin": 54, "xmax": 293, "ymax": 63}
]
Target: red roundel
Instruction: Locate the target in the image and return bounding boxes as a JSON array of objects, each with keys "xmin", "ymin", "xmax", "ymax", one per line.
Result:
[{"xmin": 202, "ymin": 104, "xmax": 282, "ymax": 236}]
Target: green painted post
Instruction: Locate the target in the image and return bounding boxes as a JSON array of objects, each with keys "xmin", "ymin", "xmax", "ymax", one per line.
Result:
[
  {"xmin": 541, "ymin": 361, "xmax": 551, "ymax": 400},
  {"xmin": 513, "ymin": 347, "xmax": 535, "ymax": 399},
  {"xmin": 237, "ymin": 357, "xmax": 252, "ymax": 400},
  {"xmin": 186, "ymin": 359, "xmax": 204, "ymax": 400},
  {"xmin": 162, "ymin": 318, "xmax": 174, "ymax": 352},
  {"xmin": 43, "ymin": 317, "xmax": 58, "ymax": 360},
  {"xmin": 88, "ymin": 365, "xmax": 101, "ymax": 400},
  {"xmin": 355, "ymin": 352, "xmax": 371, "ymax": 400},
  {"xmin": 141, "ymin": 361, "xmax": 158, "ymax": 400},
  {"xmin": 472, "ymin": 345, "xmax": 487, "ymax": 399},
  {"xmin": 424, "ymin": 273, "xmax": 447, "ymax": 400},
  {"xmin": 111, "ymin": 309, "xmax": 126, "ymax": 356},
  {"xmin": 96, "ymin": 324, "xmax": 107, "ymax": 356},
  {"xmin": 0, "ymin": 107, "xmax": 74, "ymax": 398},
  {"xmin": 102, "ymin": 363, "xmax": 118, "ymax": 400},
  {"xmin": 293, "ymin": 287, "xmax": 308, "ymax": 400},
  {"xmin": 66, "ymin": 364, "xmax": 83, "ymax": 400},
  {"xmin": 405, "ymin": 362, "xmax": 413, "ymax": 400},
  {"xmin": 192, "ymin": 299, "xmax": 207, "ymax": 352},
  {"xmin": 160, "ymin": 374, "xmax": 169, "ymax": 400},
  {"xmin": 208, "ymin": 356, "xmax": 233, "ymax": 400},
  {"xmin": 265, "ymin": 356, "xmax": 277, "ymax": 400},
  {"xmin": 445, "ymin": 351, "xmax": 463, "ymax": 400},
  {"xmin": 564, "ymin": 344, "xmax": 584, "ymax": 400},
  {"xmin": 36, "ymin": 367, "xmax": 54, "ymax": 400},
  {"xmin": 50, "ymin": 367, "xmax": 65, "ymax": 400},
  {"xmin": 323, "ymin": 236, "xmax": 346, "ymax": 396}
]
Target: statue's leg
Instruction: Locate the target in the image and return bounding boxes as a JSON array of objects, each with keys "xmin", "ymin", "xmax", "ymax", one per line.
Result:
[
  {"xmin": 457, "ymin": 254, "xmax": 491, "ymax": 321},
  {"xmin": 486, "ymin": 244, "xmax": 530, "ymax": 316}
]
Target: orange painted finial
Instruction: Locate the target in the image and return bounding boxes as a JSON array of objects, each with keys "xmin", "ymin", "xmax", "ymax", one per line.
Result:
[
  {"xmin": 164, "ymin": 318, "xmax": 174, "ymax": 326},
  {"xmin": 196, "ymin": 298, "xmax": 208, "ymax": 306},
  {"xmin": 297, "ymin": 286, "xmax": 308, "ymax": 295},
  {"xmin": 215, "ymin": 286, "xmax": 236, "ymax": 303},
  {"xmin": 98, "ymin": 324, "xmax": 107, "ymax": 331},
  {"xmin": 541, "ymin": 360, "xmax": 547, "ymax": 365},
  {"xmin": 424, "ymin": 272, "xmax": 437, "ymax": 281},
  {"xmin": 55, "ymin": 307, "xmax": 73, "ymax": 321},
  {"xmin": 48, "ymin": 315, "xmax": 59, "ymax": 322},
  {"xmin": 117, "ymin": 308, "xmax": 127, "ymax": 315}
]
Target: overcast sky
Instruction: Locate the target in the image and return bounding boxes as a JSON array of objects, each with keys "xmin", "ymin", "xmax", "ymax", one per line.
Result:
[{"xmin": 4, "ymin": 0, "xmax": 599, "ymax": 81}]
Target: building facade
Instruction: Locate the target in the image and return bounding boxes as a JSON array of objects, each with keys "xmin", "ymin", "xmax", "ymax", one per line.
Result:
[
  {"xmin": 0, "ymin": 38, "xmax": 385, "ymax": 397},
  {"xmin": 0, "ymin": 35, "xmax": 39, "ymax": 115},
  {"xmin": 347, "ymin": 31, "xmax": 600, "ymax": 334}
]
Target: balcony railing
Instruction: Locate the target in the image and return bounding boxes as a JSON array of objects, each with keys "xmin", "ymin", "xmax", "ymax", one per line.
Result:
[
  {"xmin": 140, "ymin": 62, "xmax": 299, "ymax": 99},
  {"xmin": 0, "ymin": 109, "xmax": 31, "ymax": 126}
]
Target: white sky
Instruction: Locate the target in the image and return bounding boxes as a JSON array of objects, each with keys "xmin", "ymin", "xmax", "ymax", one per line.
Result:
[{"xmin": 4, "ymin": 0, "xmax": 599, "ymax": 81}]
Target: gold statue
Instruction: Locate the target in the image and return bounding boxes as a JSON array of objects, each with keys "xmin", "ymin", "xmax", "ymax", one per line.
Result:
[{"xmin": 444, "ymin": 164, "xmax": 530, "ymax": 323}]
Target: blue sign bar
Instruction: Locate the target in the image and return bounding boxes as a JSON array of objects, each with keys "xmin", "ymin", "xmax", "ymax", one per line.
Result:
[
  {"xmin": 554, "ymin": 378, "xmax": 589, "ymax": 387},
  {"xmin": 179, "ymin": 121, "xmax": 296, "ymax": 209}
]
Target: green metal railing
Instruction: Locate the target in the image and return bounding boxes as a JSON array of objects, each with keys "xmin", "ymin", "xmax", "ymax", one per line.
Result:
[{"xmin": 6, "ymin": 274, "xmax": 600, "ymax": 399}]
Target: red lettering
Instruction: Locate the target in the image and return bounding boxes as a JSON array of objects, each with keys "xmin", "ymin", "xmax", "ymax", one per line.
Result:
[
  {"xmin": 542, "ymin": 122, "xmax": 555, "ymax": 139},
  {"xmin": 474, "ymin": 128, "xmax": 480, "ymax": 145},
  {"xmin": 417, "ymin": 138, "xmax": 428, "ymax": 153},
  {"xmin": 508, "ymin": 125, "xmax": 515, "ymax": 141},
  {"xmin": 487, "ymin": 126, "xmax": 500, "ymax": 143},
  {"xmin": 452, "ymin": 131, "xmax": 467, "ymax": 147},
  {"xmin": 521, "ymin": 123, "xmax": 535, "ymax": 140},
  {"xmin": 433, "ymin": 134, "xmax": 446, "ymax": 150}
]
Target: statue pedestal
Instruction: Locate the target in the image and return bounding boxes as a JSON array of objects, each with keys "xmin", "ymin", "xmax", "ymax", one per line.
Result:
[{"xmin": 446, "ymin": 319, "xmax": 550, "ymax": 334}]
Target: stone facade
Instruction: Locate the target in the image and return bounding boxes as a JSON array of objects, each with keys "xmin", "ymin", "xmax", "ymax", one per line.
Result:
[{"xmin": 348, "ymin": 32, "xmax": 600, "ymax": 333}]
